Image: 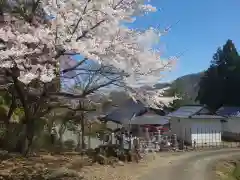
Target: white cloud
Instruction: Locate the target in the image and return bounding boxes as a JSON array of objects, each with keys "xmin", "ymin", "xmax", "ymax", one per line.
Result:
[{"xmin": 137, "ymin": 28, "xmax": 160, "ymax": 49}]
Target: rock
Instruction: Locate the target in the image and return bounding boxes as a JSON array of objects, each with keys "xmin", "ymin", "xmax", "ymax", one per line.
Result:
[
  {"xmin": 148, "ymin": 149, "xmax": 154, "ymax": 153},
  {"xmin": 0, "ymin": 150, "xmax": 8, "ymax": 155},
  {"xmin": 46, "ymin": 167, "xmax": 84, "ymax": 180},
  {"xmin": 0, "ymin": 150, "xmax": 10, "ymax": 160},
  {"xmin": 95, "ymin": 154, "xmax": 108, "ymax": 164},
  {"xmin": 176, "ymin": 149, "xmax": 184, "ymax": 152},
  {"xmin": 117, "ymin": 161, "xmax": 124, "ymax": 166}
]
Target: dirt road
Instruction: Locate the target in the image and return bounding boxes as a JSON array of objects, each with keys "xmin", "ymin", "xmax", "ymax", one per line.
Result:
[{"xmin": 140, "ymin": 149, "xmax": 240, "ymax": 180}]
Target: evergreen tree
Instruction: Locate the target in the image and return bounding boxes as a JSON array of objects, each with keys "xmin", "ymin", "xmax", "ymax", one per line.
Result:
[{"xmin": 196, "ymin": 39, "xmax": 240, "ymax": 110}]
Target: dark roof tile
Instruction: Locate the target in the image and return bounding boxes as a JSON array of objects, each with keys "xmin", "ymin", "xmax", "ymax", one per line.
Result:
[
  {"xmin": 167, "ymin": 105, "xmax": 204, "ymax": 118},
  {"xmin": 101, "ymin": 99, "xmax": 147, "ymax": 124},
  {"xmin": 216, "ymin": 106, "xmax": 240, "ymax": 117}
]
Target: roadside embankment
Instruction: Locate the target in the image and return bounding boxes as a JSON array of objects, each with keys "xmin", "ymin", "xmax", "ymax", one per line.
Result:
[{"xmin": 213, "ymin": 157, "xmax": 240, "ymax": 180}]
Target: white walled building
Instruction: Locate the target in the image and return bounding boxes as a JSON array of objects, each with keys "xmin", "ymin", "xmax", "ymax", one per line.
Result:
[{"xmin": 167, "ymin": 105, "xmax": 225, "ymax": 146}]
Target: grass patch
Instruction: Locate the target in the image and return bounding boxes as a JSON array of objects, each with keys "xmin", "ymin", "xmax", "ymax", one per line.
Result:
[
  {"xmin": 215, "ymin": 160, "xmax": 240, "ymax": 180},
  {"xmin": 215, "ymin": 160, "xmax": 236, "ymax": 180},
  {"xmin": 232, "ymin": 163, "xmax": 240, "ymax": 180}
]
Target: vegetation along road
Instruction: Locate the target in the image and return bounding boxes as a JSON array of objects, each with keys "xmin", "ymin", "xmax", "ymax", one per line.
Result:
[{"xmin": 140, "ymin": 149, "xmax": 240, "ymax": 180}]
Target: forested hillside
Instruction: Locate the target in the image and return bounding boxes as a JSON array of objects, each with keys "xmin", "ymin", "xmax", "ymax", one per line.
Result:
[
  {"xmin": 155, "ymin": 72, "xmax": 203, "ymax": 105},
  {"xmin": 107, "ymin": 72, "xmax": 203, "ymax": 111}
]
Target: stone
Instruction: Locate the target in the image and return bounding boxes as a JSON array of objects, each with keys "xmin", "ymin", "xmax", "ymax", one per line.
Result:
[
  {"xmin": 47, "ymin": 167, "xmax": 84, "ymax": 180},
  {"xmin": 117, "ymin": 161, "xmax": 124, "ymax": 166}
]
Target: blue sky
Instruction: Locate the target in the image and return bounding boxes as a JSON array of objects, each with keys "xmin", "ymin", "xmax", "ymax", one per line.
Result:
[{"xmin": 128, "ymin": 0, "xmax": 240, "ymax": 82}]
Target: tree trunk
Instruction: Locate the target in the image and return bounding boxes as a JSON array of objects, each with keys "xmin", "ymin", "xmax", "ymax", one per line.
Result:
[
  {"xmin": 76, "ymin": 130, "xmax": 81, "ymax": 151},
  {"xmin": 81, "ymin": 117, "xmax": 85, "ymax": 150},
  {"xmin": 58, "ymin": 123, "xmax": 66, "ymax": 149},
  {"xmin": 12, "ymin": 119, "xmax": 35, "ymax": 156},
  {"xmin": 2, "ymin": 100, "xmax": 16, "ymax": 150},
  {"xmin": 15, "ymin": 124, "xmax": 27, "ymax": 154},
  {"xmin": 23, "ymin": 120, "xmax": 35, "ymax": 156},
  {"xmin": 2, "ymin": 122, "xmax": 10, "ymax": 149},
  {"xmin": 88, "ymin": 124, "xmax": 92, "ymax": 149}
]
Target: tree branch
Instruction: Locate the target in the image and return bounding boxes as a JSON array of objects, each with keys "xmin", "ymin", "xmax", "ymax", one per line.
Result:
[
  {"xmin": 61, "ymin": 58, "xmax": 88, "ymax": 74},
  {"xmin": 50, "ymin": 78, "xmax": 119, "ymax": 99}
]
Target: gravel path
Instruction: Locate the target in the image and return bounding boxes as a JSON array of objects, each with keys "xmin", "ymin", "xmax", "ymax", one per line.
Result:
[{"xmin": 140, "ymin": 149, "xmax": 240, "ymax": 180}]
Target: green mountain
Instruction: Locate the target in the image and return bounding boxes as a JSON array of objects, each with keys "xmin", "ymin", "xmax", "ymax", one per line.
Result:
[
  {"xmin": 166, "ymin": 72, "xmax": 203, "ymax": 104},
  {"xmin": 106, "ymin": 72, "xmax": 203, "ymax": 107}
]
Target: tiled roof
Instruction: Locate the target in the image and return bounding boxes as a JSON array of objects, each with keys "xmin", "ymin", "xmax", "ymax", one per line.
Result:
[
  {"xmin": 190, "ymin": 115, "xmax": 224, "ymax": 119},
  {"xmin": 101, "ymin": 99, "xmax": 147, "ymax": 124},
  {"xmin": 216, "ymin": 106, "xmax": 240, "ymax": 117},
  {"xmin": 131, "ymin": 114, "xmax": 169, "ymax": 125},
  {"xmin": 167, "ymin": 105, "xmax": 204, "ymax": 118}
]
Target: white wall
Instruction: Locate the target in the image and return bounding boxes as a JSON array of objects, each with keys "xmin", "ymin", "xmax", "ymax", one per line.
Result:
[
  {"xmin": 170, "ymin": 117, "xmax": 179, "ymax": 135},
  {"xmin": 191, "ymin": 118, "xmax": 222, "ymax": 146},
  {"xmin": 170, "ymin": 117, "xmax": 222, "ymax": 145},
  {"xmin": 223, "ymin": 117, "xmax": 240, "ymax": 134},
  {"xmin": 170, "ymin": 117, "xmax": 192, "ymax": 143},
  {"xmin": 55, "ymin": 125, "xmax": 102, "ymax": 149}
]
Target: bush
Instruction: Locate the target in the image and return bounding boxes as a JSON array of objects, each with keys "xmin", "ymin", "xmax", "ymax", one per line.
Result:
[{"xmin": 0, "ymin": 123, "xmax": 24, "ymax": 151}]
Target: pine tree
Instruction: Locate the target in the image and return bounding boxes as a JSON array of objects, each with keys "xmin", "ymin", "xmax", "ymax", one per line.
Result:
[{"xmin": 196, "ymin": 39, "xmax": 240, "ymax": 110}]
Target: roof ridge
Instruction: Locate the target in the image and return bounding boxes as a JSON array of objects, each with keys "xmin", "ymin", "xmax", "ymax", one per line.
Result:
[
  {"xmin": 190, "ymin": 106, "xmax": 205, "ymax": 117},
  {"xmin": 182, "ymin": 104, "xmax": 204, "ymax": 107}
]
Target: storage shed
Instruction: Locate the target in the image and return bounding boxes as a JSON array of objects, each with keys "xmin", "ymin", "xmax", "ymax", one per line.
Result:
[{"xmin": 167, "ymin": 105, "xmax": 224, "ymax": 146}]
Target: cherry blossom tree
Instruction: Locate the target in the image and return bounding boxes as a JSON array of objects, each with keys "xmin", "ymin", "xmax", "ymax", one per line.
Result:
[
  {"xmin": 0, "ymin": 0, "xmax": 175, "ymax": 107},
  {"xmin": 47, "ymin": 0, "xmax": 176, "ymax": 107},
  {"xmin": 0, "ymin": 0, "xmax": 177, "ymax": 153}
]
